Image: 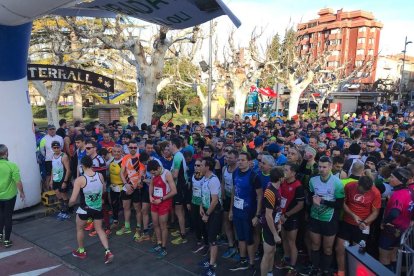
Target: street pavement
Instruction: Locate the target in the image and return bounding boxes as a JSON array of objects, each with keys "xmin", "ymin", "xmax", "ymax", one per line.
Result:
[{"xmin": 8, "ymin": 213, "xmax": 285, "ymax": 276}]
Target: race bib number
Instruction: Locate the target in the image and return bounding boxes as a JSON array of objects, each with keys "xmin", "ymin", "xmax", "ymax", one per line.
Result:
[
  {"xmin": 274, "ymin": 211, "xmax": 282, "ymax": 223},
  {"xmin": 234, "ymin": 196, "xmax": 244, "ymax": 210},
  {"xmin": 76, "ymin": 207, "xmax": 87, "ymax": 215},
  {"xmin": 193, "ymin": 187, "xmax": 201, "ymax": 197},
  {"xmin": 154, "ymin": 187, "xmax": 163, "ymax": 197},
  {"xmin": 280, "ymin": 197, "xmax": 287, "ymax": 209},
  {"xmin": 362, "ymin": 226, "xmax": 370, "ymax": 235},
  {"xmin": 111, "ymin": 185, "xmax": 120, "ymax": 192}
]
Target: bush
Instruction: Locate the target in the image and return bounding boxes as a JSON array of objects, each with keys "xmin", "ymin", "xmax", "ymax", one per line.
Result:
[
  {"xmin": 185, "ymin": 97, "xmax": 202, "ymax": 117},
  {"xmin": 32, "ymin": 106, "xmax": 73, "ymax": 118}
]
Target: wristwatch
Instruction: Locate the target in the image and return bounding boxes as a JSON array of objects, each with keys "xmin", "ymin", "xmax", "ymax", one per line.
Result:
[{"xmin": 160, "ymin": 197, "xmax": 164, "ymax": 202}]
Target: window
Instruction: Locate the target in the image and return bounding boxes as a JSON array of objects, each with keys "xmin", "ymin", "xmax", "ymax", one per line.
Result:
[
  {"xmin": 329, "ymin": 39, "xmax": 342, "ymax": 45},
  {"xmin": 303, "ymin": 34, "xmax": 309, "ymax": 40},
  {"xmin": 302, "ymin": 44, "xmax": 309, "ymax": 50},
  {"xmin": 355, "ymin": 61, "xmax": 363, "ymax": 66},
  {"xmin": 328, "ymin": 61, "xmax": 339, "ymax": 67},
  {"xmin": 331, "ymin": 28, "xmax": 341, "ymax": 34},
  {"xmin": 356, "ymin": 49, "xmax": 365, "ymax": 55},
  {"xmin": 368, "ymin": 49, "xmax": 374, "ymax": 55},
  {"xmin": 331, "ymin": 50, "xmax": 340, "ymax": 56},
  {"xmin": 368, "ymin": 38, "xmax": 375, "ymax": 44},
  {"xmin": 359, "ymin": 27, "xmax": 366, "ymax": 32},
  {"xmin": 357, "ymin": 38, "xmax": 365, "ymax": 44}
]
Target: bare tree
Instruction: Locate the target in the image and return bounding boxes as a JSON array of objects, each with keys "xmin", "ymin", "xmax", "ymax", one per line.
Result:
[
  {"xmin": 30, "ymin": 17, "xmax": 90, "ymax": 126},
  {"xmin": 67, "ymin": 16, "xmax": 201, "ymax": 126},
  {"xmin": 309, "ymin": 57, "xmax": 374, "ymax": 112}
]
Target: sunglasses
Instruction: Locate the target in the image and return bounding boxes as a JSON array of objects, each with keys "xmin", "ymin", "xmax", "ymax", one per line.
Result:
[
  {"xmin": 85, "ymin": 147, "xmax": 94, "ymax": 150},
  {"xmin": 367, "ymin": 145, "xmax": 375, "ymax": 148},
  {"xmin": 195, "ymin": 164, "xmax": 202, "ymax": 167},
  {"xmin": 129, "ymin": 146, "xmax": 138, "ymax": 149}
]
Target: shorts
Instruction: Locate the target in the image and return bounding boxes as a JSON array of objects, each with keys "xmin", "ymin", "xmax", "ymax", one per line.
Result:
[
  {"xmin": 121, "ymin": 188, "xmax": 149, "ymax": 203},
  {"xmin": 45, "ymin": 161, "xmax": 52, "ymax": 176},
  {"xmin": 223, "ymin": 196, "xmax": 231, "ymax": 212},
  {"xmin": 336, "ymin": 221, "xmax": 369, "ymax": 244},
  {"xmin": 77, "ymin": 207, "xmax": 103, "ymax": 220},
  {"xmin": 282, "ymin": 217, "xmax": 299, "ymax": 231},
  {"xmin": 206, "ymin": 208, "xmax": 223, "ymax": 245},
  {"xmin": 52, "ymin": 181, "xmax": 68, "ymax": 193},
  {"xmin": 174, "ymin": 185, "xmax": 186, "ymax": 205},
  {"xmin": 233, "ymin": 216, "xmax": 254, "ymax": 245},
  {"xmin": 309, "ymin": 217, "xmax": 338, "ymax": 236},
  {"xmin": 262, "ymin": 226, "xmax": 276, "ymax": 246},
  {"xmin": 151, "ymin": 198, "xmax": 173, "ymax": 216},
  {"xmin": 379, "ymin": 225, "xmax": 402, "ymax": 250}
]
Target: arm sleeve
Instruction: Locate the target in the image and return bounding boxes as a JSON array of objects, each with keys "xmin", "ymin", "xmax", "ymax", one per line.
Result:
[
  {"xmin": 322, "ymin": 197, "xmax": 344, "ymax": 209},
  {"xmin": 295, "ymin": 185, "xmax": 305, "ymax": 201},
  {"xmin": 252, "ymin": 174, "xmax": 261, "ymax": 190},
  {"xmin": 263, "ymin": 189, "xmax": 275, "ymax": 209}
]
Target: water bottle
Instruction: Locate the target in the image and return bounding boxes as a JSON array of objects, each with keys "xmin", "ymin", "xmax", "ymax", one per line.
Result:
[{"xmin": 358, "ymin": 240, "xmax": 366, "ymax": 254}]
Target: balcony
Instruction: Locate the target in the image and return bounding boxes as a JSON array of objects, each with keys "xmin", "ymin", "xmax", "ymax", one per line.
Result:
[
  {"xmin": 357, "ymin": 43, "xmax": 365, "ymax": 49},
  {"xmin": 328, "ymin": 33, "xmax": 341, "ymax": 40},
  {"xmin": 328, "ymin": 44, "xmax": 342, "ymax": 51},
  {"xmin": 327, "ymin": 55, "xmax": 340, "ymax": 62}
]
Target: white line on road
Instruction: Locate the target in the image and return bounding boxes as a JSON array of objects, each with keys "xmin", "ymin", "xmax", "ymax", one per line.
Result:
[
  {"xmin": 10, "ymin": 265, "xmax": 61, "ymax": 276},
  {"xmin": 0, "ymin": 248, "xmax": 32, "ymax": 260}
]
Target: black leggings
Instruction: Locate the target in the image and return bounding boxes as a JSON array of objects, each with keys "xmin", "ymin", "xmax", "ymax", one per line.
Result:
[
  {"xmin": 191, "ymin": 203, "xmax": 208, "ymax": 245},
  {"xmin": 0, "ymin": 196, "xmax": 17, "ymax": 240},
  {"xmin": 110, "ymin": 191, "xmax": 121, "ymax": 221}
]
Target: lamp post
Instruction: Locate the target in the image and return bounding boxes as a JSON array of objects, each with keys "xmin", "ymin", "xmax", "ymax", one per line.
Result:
[
  {"xmin": 207, "ymin": 20, "xmax": 213, "ymax": 126},
  {"xmin": 398, "ymin": 36, "xmax": 412, "ymax": 102}
]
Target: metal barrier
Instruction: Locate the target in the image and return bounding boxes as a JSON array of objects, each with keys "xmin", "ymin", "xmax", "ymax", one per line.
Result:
[{"xmin": 396, "ymin": 225, "xmax": 414, "ymax": 276}]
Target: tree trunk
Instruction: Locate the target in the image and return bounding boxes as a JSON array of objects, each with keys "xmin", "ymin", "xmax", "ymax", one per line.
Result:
[
  {"xmin": 288, "ymin": 88, "xmax": 302, "ymax": 119},
  {"xmin": 317, "ymin": 96, "xmax": 327, "ymax": 113},
  {"xmin": 46, "ymin": 100, "xmax": 59, "ymax": 127},
  {"xmin": 73, "ymin": 85, "xmax": 83, "ymax": 121},
  {"xmin": 233, "ymin": 87, "xmax": 248, "ymax": 116},
  {"xmin": 196, "ymin": 86, "xmax": 208, "ymax": 125},
  {"xmin": 173, "ymin": 101, "xmax": 181, "ymax": 115},
  {"xmin": 137, "ymin": 83, "xmax": 157, "ymax": 127}
]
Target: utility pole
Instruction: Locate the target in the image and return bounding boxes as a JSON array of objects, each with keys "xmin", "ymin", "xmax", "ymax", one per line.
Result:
[
  {"xmin": 398, "ymin": 36, "xmax": 412, "ymax": 103},
  {"xmin": 207, "ymin": 20, "xmax": 213, "ymax": 126}
]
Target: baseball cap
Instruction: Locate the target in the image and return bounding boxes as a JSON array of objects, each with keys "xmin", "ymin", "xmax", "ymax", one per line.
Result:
[
  {"xmin": 267, "ymin": 143, "xmax": 280, "ymax": 154},
  {"xmin": 47, "ymin": 124, "xmax": 56, "ymax": 130},
  {"xmin": 51, "ymin": 141, "xmax": 61, "ymax": 147},
  {"xmin": 405, "ymin": 138, "xmax": 414, "ymax": 146}
]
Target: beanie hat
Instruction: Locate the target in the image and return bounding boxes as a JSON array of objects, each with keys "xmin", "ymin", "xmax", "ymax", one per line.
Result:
[{"xmin": 349, "ymin": 143, "xmax": 361, "ymax": 155}]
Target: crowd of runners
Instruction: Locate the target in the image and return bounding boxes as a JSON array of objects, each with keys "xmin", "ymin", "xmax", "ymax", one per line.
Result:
[{"xmin": 28, "ymin": 105, "xmax": 414, "ymax": 275}]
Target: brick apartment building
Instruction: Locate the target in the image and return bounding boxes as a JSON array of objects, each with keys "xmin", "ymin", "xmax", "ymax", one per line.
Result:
[{"xmin": 297, "ymin": 8, "xmax": 383, "ymax": 85}]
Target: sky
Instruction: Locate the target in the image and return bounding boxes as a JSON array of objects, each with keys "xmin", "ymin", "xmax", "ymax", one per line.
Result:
[{"xmin": 214, "ymin": 0, "xmax": 414, "ymax": 57}]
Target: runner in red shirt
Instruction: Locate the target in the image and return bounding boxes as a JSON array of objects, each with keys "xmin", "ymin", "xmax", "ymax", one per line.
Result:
[
  {"xmin": 148, "ymin": 160, "xmax": 177, "ymax": 259},
  {"xmin": 335, "ymin": 176, "xmax": 381, "ymax": 276},
  {"xmin": 279, "ymin": 162, "xmax": 304, "ymax": 272}
]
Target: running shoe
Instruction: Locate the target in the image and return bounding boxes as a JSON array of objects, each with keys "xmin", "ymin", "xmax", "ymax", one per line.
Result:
[
  {"xmin": 148, "ymin": 244, "xmax": 162, "ymax": 253},
  {"xmin": 249, "ymin": 264, "xmax": 257, "ymax": 276},
  {"xmin": 229, "ymin": 260, "xmax": 249, "ymax": 271},
  {"xmin": 170, "ymin": 230, "xmax": 180, "ymax": 237},
  {"xmin": 232, "ymin": 252, "xmax": 241, "ymax": 262},
  {"xmin": 192, "ymin": 243, "xmax": 205, "ymax": 254},
  {"xmin": 110, "ymin": 221, "xmax": 119, "ymax": 230},
  {"xmin": 171, "ymin": 236, "xmax": 187, "ymax": 245},
  {"xmin": 59, "ymin": 213, "xmax": 71, "ymax": 221},
  {"xmin": 89, "ymin": 230, "xmax": 97, "ymax": 237},
  {"xmin": 84, "ymin": 221, "xmax": 94, "ymax": 231},
  {"xmin": 156, "ymin": 249, "xmax": 167, "ymax": 259},
  {"xmin": 222, "ymin": 247, "xmax": 237, "ymax": 258},
  {"xmin": 56, "ymin": 211, "xmax": 63, "ymax": 219},
  {"xmin": 136, "ymin": 233, "xmax": 150, "ymax": 242},
  {"xmin": 198, "ymin": 260, "xmax": 217, "ymax": 269},
  {"xmin": 133, "ymin": 230, "xmax": 142, "ymax": 241},
  {"xmin": 203, "ymin": 267, "xmax": 216, "ymax": 276},
  {"xmin": 3, "ymin": 240, "xmax": 13, "ymax": 248},
  {"xmin": 105, "ymin": 229, "xmax": 111, "ymax": 237},
  {"xmin": 275, "ymin": 257, "xmax": 290, "ymax": 269},
  {"xmin": 104, "ymin": 251, "xmax": 114, "ymax": 264},
  {"xmin": 72, "ymin": 249, "xmax": 87, "ymax": 259},
  {"xmin": 116, "ymin": 226, "xmax": 132, "ymax": 236},
  {"xmin": 199, "ymin": 246, "xmax": 209, "ymax": 257}
]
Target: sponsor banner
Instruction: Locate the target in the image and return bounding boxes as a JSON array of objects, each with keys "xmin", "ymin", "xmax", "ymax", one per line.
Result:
[{"xmin": 27, "ymin": 64, "xmax": 114, "ymax": 92}]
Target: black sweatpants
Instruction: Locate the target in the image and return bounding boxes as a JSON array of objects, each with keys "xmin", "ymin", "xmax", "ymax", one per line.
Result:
[
  {"xmin": 110, "ymin": 191, "xmax": 121, "ymax": 221},
  {"xmin": 0, "ymin": 196, "xmax": 17, "ymax": 240},
  {"xmin": 191, "ymin": 203, "xmax": 208, "ymax": 245}
]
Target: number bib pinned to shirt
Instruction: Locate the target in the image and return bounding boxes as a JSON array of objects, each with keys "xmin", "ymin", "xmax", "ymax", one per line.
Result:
[
  {"xmin": 153, "ymin": 187, "xmax": 163, "ymax": 197},
  {"xmin": 234, "ymin": 196, "xmax": 244, "ymax": 210}
]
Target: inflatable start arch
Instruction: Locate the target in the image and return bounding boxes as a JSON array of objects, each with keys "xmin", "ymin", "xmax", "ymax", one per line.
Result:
[{"xmin": 0, "ymin": 0, "xmax": 240, "ymax": 210}]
